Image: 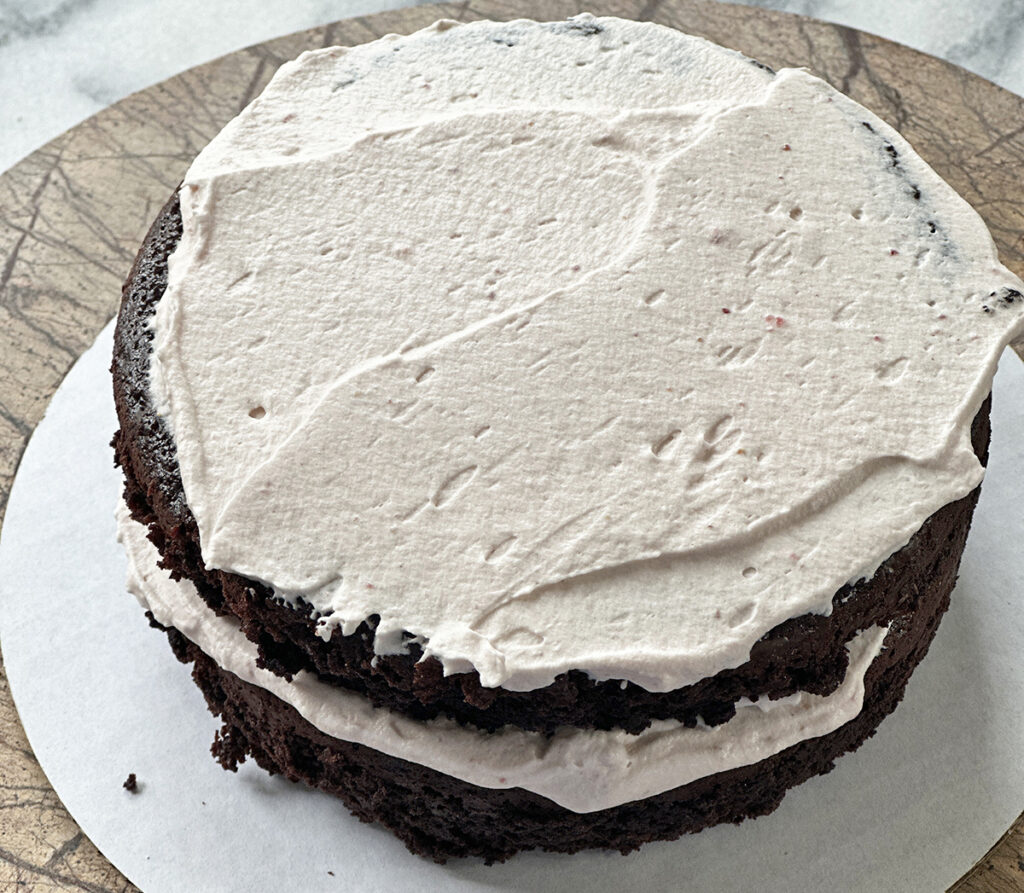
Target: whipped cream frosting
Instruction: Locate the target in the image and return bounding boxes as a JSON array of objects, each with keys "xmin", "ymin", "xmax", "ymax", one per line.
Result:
[
  {"xmin": 119, "ymin": 502, "xmax": 888, "ymax": 813},
  {"xmin": 150, "ymin": 15, "xmax": 1024, "ymax": 692}
]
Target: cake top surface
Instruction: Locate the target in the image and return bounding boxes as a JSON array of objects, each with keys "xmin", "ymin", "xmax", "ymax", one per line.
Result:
[{"xmin": 151, "ymin": 15, "xmax": 1024, "ymax": 692}]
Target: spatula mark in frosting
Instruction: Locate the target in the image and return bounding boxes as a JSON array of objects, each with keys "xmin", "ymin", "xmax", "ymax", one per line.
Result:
[{"xmin": 432, "ymin": 465, "xmax": 478, "ymax": 509}]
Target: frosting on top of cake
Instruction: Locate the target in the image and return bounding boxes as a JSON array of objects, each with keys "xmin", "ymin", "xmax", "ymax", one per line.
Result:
[{"xmin": 150, "ymin": 15, "xmax": 1024, "ymax": 692}]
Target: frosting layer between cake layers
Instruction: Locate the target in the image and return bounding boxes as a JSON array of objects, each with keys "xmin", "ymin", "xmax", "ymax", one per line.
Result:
[
  {"xmin": 119, "ymin": 502, "xmax": 887, "ymax": 813},
  {"xmin": 149, "ymin": 15, "xmax": 1024, "ymax": 692}
]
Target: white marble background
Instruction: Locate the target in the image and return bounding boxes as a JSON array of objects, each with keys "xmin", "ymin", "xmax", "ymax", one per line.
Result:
[{"xmin": 1, "ymin": 0, "xmax": 1023, "ymax": 173}]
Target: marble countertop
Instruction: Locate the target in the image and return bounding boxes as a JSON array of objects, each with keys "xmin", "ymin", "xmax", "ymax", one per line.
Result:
[{"xmin": 2, "ymin": 0, "xmax": 1024, "ymax": 174}]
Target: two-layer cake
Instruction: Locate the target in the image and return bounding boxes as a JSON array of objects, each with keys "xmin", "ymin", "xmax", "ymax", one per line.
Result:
[{"xmin": 112, "ymin": 15, "xmax": 1024, "ymax": 861}]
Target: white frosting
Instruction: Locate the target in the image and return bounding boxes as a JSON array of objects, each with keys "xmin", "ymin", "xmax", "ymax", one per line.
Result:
[
  {"xmin": 119, "ymin": 503, "xmax": 888, "ymax": 813},
  {"xmin": 150, "ymin": 15, "xmax": 1024, "ymax": 692}
]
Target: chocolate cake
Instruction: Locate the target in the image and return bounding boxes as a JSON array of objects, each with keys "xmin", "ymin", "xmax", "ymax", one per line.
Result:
[{"xmin": 112, "ymin": 15, "xmax": 1024, "ymax": 863}]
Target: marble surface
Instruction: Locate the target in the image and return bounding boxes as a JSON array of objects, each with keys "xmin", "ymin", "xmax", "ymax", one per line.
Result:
[{"xmin": 2, "ymin": 0, "xmax": 1024, "ymax": 174}]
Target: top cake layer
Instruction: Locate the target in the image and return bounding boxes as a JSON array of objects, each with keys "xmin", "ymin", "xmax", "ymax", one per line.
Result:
[{"xmin": 150, "ymin": 15, "xmax": 1024, "ymax": 693}]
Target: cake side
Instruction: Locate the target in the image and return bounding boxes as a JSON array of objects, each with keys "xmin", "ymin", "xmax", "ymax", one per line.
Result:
[
  {"xmin": 119, "ymin": 505, "xmax": 890, "ymax": 814},
  {"xmin": 118, "ymin": 478, "xmax": 975, "ymax": 860}
]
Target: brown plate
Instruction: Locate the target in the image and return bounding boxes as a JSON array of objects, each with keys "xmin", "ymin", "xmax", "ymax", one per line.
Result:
[{"xmin": 0, "ymin": 1, "xmax": 1022, "ymax": 888}]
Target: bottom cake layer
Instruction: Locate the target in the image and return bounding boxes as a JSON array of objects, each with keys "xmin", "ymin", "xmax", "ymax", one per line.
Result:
[
  {"xmin": 162, "ymin": 563, "xmax": 948, "ymax": 863},
  {"xmin": 119, "ymin": 473, "xmax": 976, "ymax": 862}
]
